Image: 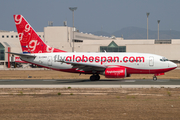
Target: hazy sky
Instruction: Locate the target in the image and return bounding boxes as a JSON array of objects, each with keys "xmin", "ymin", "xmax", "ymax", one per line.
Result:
[{"xmin": 0, "ymin": 0, "xmax": 180, "ymax": 33}]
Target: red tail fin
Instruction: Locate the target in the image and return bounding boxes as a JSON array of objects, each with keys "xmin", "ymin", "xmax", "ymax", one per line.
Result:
[{"xmin": 13, "ymin": 15, "xmax": 66, "ymax": 53}]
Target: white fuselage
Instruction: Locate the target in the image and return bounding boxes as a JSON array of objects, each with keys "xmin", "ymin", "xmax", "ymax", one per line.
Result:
[{"xmin": 21, "ymin": 52, "xmax": 177, "ymax": 75}]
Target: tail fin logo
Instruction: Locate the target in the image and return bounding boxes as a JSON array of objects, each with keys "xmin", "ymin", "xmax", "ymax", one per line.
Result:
[
  {"xmin": 29, "ymin": 40, "xmax": 38, "ymax": 52},
  {"xmin": 13, "ymin": 15, "xmax": 66, "ymax": 53},
  {"xmin": 14, "ymin": 15, "xmax": 22, "ymax": 25}
]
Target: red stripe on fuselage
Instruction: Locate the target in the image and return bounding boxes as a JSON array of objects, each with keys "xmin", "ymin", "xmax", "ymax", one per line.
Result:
[{"xmin": 125, "ymin": 66, "xmax": 176, "ymax": 74}]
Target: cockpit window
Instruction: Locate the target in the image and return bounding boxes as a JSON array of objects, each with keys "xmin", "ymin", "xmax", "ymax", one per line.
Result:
[{"xmin": 160, "ymin": 57, "xmax": 168, "ymax": 61}]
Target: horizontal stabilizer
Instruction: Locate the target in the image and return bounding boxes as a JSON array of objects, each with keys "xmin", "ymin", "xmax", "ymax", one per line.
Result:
[{"xmin": 6, "ymin": 52, "xmax": 36, "ymax": 58}]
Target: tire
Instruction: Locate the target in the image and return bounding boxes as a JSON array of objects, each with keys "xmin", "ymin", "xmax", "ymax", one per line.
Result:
[
  {"xmin": 153, "ymin": 76, "xmax": 157, "ymax": 81},
  {"xmin": 95, "ymin": 75, "xmax": 100, "ymax": 80},
  {"xmin": 90, "ymin": 75, "xmax": 100, "ymax": 81},
  {"xmin": 90, "ymin": 76, "xmax": 96, "ymax": 81}
]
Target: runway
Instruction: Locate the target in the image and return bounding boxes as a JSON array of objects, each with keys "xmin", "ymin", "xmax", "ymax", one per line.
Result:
[{"xmin": 0, "ymin": 79, "xmax": 180, "ymax": 88}]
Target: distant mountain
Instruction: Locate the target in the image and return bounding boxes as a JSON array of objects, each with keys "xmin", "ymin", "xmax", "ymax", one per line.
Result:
[
  {"xmin": 90, "ymin": 31, "xmax": 111, "ymax": 37},
  {"xmin": 112, "ymin": 27, "xmax": 148, "ymax": 39},
  {"xmin": 90, "ymin": 27, "xmax": 180, "ymax": 39}
]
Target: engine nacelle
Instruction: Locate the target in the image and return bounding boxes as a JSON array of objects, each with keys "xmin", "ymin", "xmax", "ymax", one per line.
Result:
[{"xmin": 104, "ymin": 67, "xmax": 127, "ymax": 78}]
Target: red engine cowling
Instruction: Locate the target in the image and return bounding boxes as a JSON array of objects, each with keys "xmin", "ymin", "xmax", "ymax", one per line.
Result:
[{"xmin": 104, "ymin": 67, "xmax": 127, "ymax": 78}]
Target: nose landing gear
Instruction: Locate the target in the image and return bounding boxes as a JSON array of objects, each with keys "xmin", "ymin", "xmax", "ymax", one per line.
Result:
[
  {"xmin": 153, "ymin": 76, "xmax": 157, "ymax": 81},
  {"xmin": 90, "ymin": 74, "xmax": 100, "ymax": 81}
]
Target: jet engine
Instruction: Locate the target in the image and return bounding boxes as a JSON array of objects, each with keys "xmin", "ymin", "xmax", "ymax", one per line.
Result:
[{"xmin": 104, "ymin": 67, "xmax": 127, "ymax": 78}]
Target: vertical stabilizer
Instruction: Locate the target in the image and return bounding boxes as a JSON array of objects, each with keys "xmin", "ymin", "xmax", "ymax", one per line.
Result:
[{"xmin": 13, "ymin": 15, "xmax": 66, "ymax": 53}]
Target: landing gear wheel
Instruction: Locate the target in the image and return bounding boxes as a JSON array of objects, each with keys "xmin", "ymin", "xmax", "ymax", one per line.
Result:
[
  {"xmin": 90, "ymin": 75, "xmax": 96, "ymax": 81},
  {"xmin": 95, "ymin": 74, "xmax": 100, "ymax": 80},
  {"xmin": 90, "ymin": 74, "xmax": 100, "ymax": 81},
  {"xmin": 153, "ymin": 76, "xmax": 157, "ymax": 81}
]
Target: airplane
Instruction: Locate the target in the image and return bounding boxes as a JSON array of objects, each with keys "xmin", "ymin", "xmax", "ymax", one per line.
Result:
[{"xmin": 8, "ymin": 15, "xmax": 177, "ymax": 81}]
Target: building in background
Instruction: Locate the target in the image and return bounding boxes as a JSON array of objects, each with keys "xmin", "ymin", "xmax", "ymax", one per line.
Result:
[
  {"xmin": 0, "ymin": 26, "xmax": 180, "ymax": 68},
  {"xmin": 0, "ymin": 31, "xmax": 43, "ymax": 68}
]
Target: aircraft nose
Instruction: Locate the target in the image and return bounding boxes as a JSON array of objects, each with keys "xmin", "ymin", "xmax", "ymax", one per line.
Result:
[{"xmin": 169, "ymin": 62, "xmax": 177, "ymax": 68}]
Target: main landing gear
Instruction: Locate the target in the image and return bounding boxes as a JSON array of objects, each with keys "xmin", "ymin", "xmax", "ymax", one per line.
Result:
[
  {"xmin": 90, "ymin": 74, "xmax": 100, "ymax": 81},
  {"xmin": 153, "ymin": 76, "xmax": 157, "ymax": 81}
]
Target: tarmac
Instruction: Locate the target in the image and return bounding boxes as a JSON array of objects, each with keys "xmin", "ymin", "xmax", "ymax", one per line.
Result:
[
  {"xmin": 0, "ymin": 67, "xmax": 180, "ymax": 88},
  {"xmin": 0, "ymin": 79, "xmax": 180, "ymax": 88}
]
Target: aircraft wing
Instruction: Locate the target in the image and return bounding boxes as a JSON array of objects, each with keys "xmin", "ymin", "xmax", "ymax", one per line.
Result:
[
  {"xmin": 58, "ymin": 60, "xmax": 107, "ymax": 72},
  {"xmin": 6, "ymin": 52, "xmax": 36, "ymax": 58}
]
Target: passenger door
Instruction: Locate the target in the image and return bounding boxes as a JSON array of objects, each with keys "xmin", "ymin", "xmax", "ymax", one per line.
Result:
[{"xmin": 149, "ymin": 56, "xmax": 154, "ymax": 66}]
